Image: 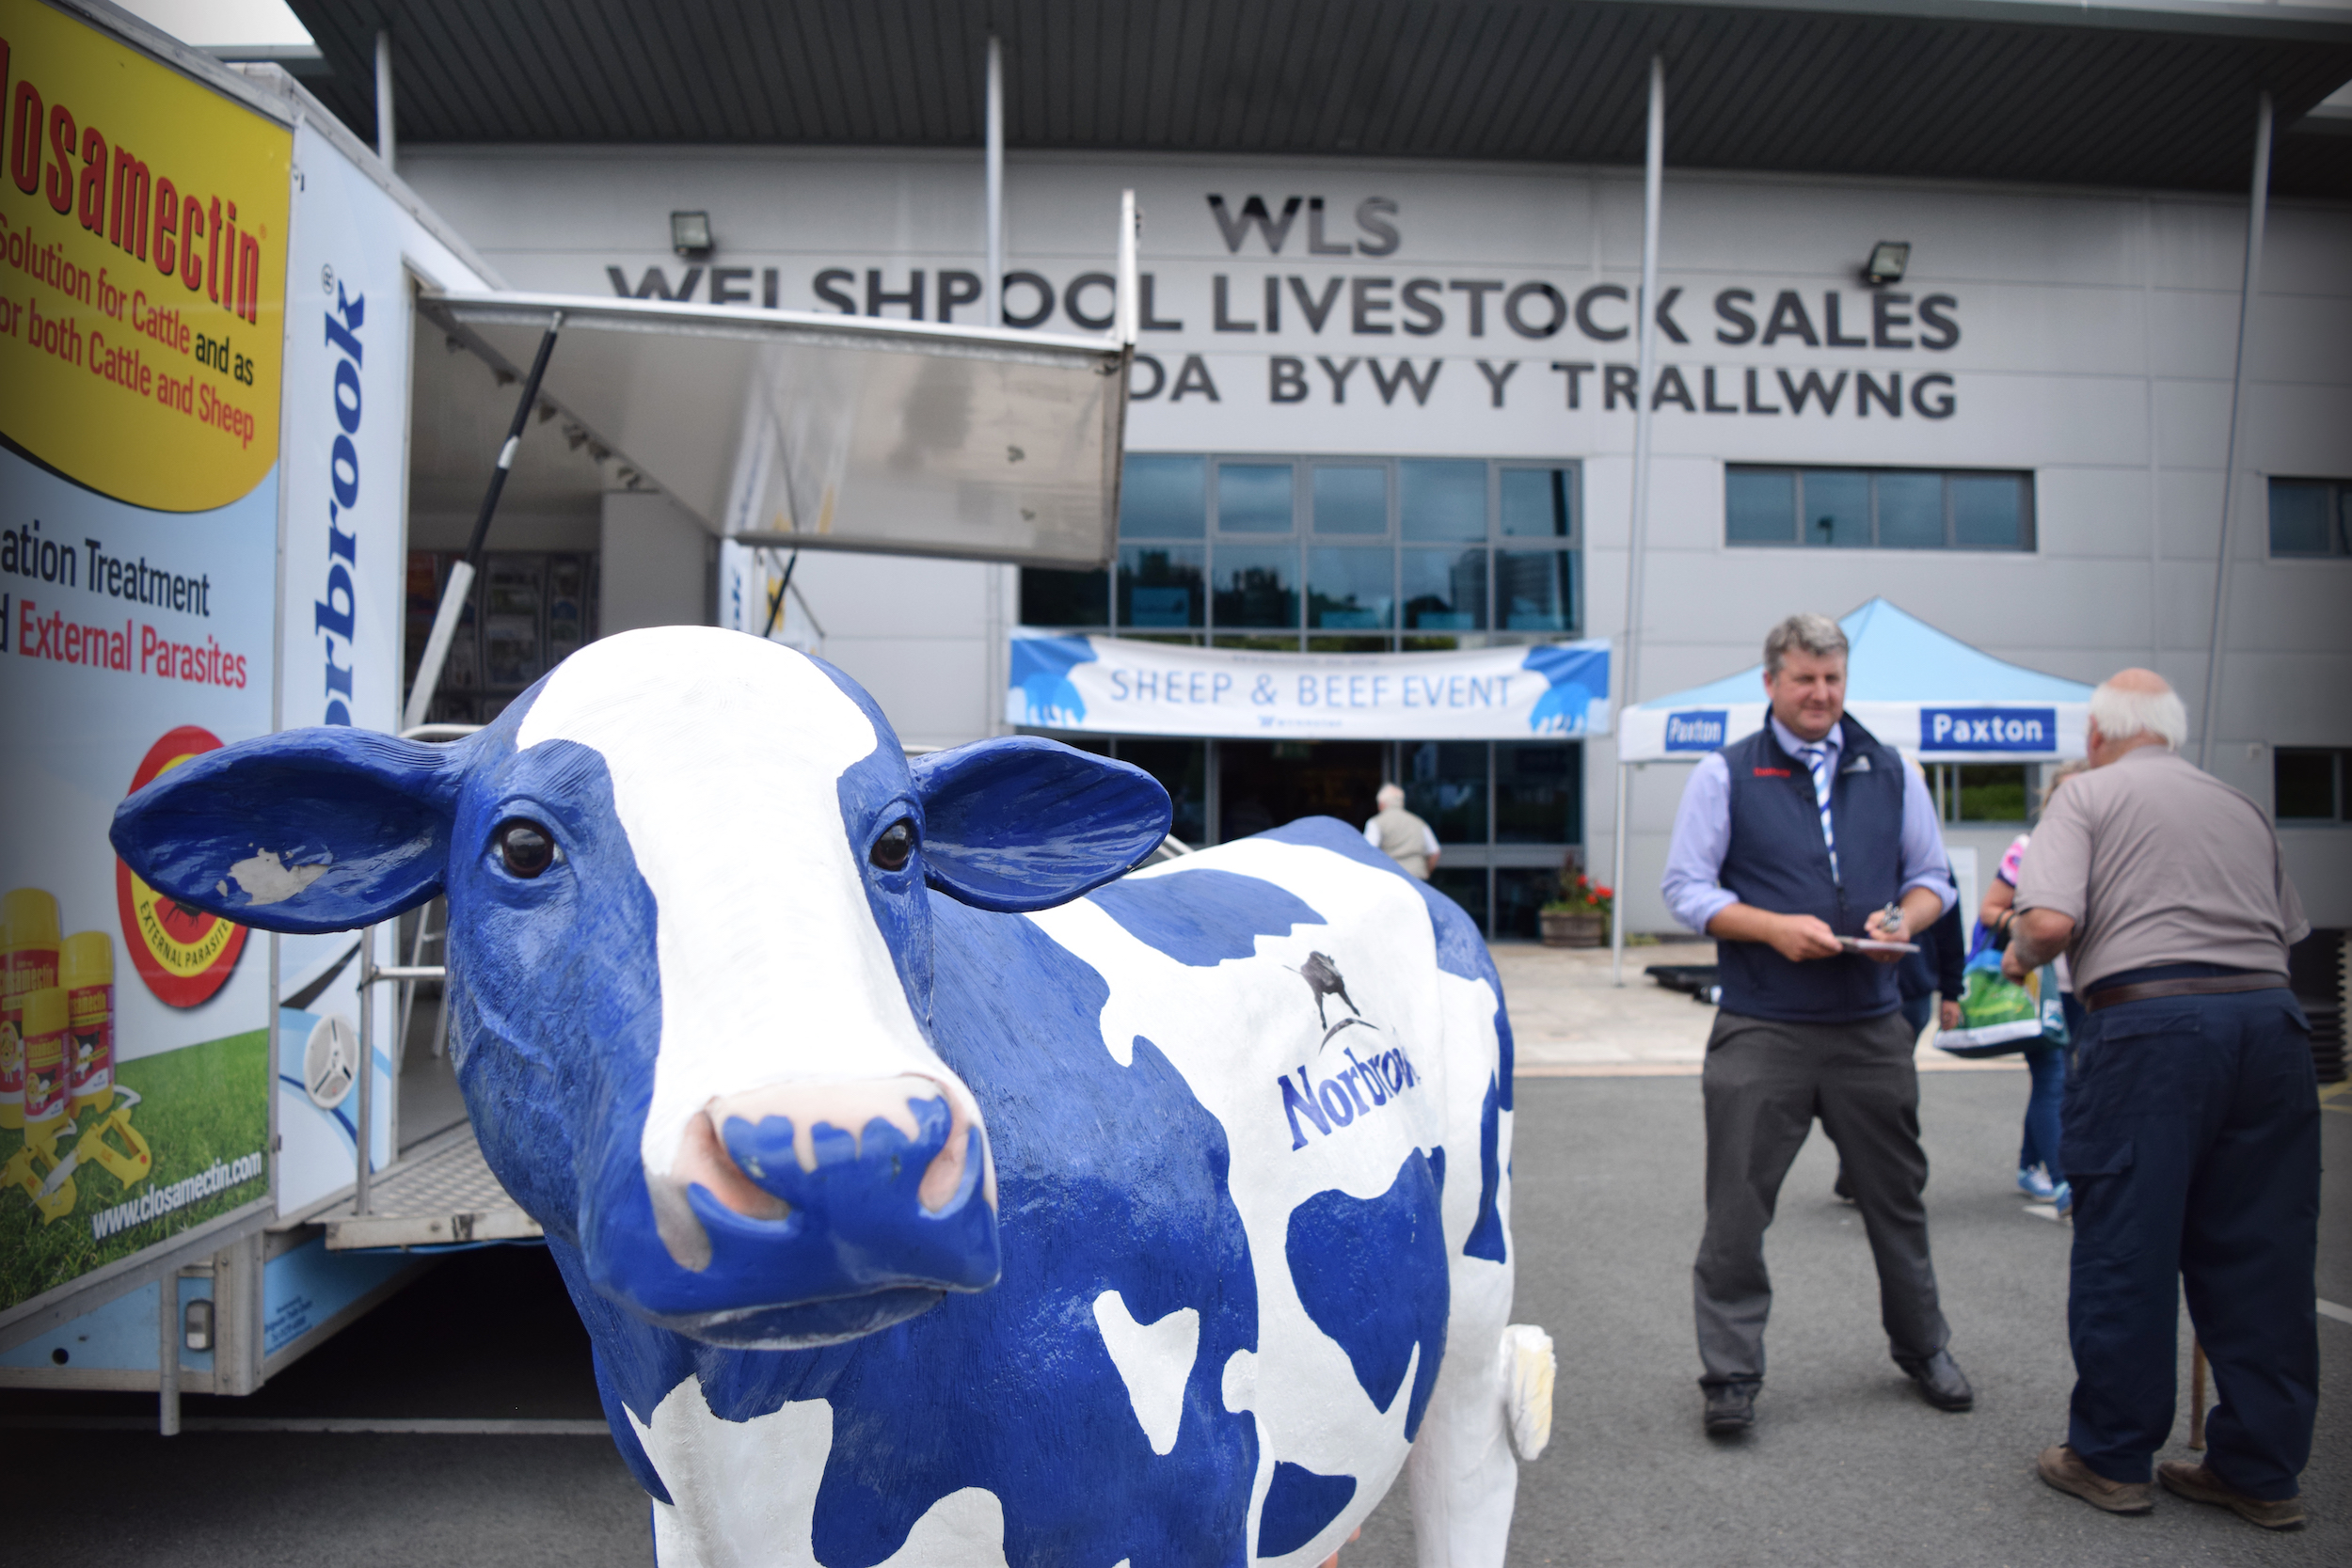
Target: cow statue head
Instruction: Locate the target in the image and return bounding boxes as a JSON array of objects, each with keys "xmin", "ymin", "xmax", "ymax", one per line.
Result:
[{"xmin": 111, "ymin": 628, "xmax": 1170, "ymax": 1349}]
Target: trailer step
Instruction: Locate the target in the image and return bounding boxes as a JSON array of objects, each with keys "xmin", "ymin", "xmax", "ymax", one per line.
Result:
[{"xmin": 321, "ymin": 1126, "xmax": 541, "ymax": 1250}]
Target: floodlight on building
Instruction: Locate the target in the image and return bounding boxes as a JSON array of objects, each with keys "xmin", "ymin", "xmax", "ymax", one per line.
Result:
[
  {"xmin": 1863, "ymin": 241, "xmax": 1911, "ymax": 286},
  {"xmin": 671, "ymin": 211, "xmax": 714, "ymax": 259}
]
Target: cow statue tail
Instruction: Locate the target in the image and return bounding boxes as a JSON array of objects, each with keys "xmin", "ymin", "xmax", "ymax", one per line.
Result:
[{"xmin": 1502, "ymin": 1323, "xmax": 1555, "ymax": 1461}]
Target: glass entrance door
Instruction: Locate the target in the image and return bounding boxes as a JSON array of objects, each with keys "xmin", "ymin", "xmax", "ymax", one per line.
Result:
[
  {"xmin": 1027, "ymin": 732, "xmax": 1587, "ymax": 941},
  {"xmin": 1217, "ymin": 740, "xmax": 1388, "ymax": 843}
]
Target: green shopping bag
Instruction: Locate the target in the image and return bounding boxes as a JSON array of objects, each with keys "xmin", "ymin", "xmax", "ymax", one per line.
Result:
[{"xmin": 1936, "ymin": 947, "xmax": 2049, "ymax": 1058}]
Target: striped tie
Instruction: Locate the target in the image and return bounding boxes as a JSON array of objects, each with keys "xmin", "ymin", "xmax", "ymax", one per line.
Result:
[{"xmin": 1798, "ymin": 743, "xmax": 1838, "ymax": 882}]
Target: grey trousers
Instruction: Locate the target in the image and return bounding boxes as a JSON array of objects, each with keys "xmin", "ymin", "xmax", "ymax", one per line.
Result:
[{"xmin": 1693, "ymin": 1007, "xmax": 1950, "ymax": 1388}]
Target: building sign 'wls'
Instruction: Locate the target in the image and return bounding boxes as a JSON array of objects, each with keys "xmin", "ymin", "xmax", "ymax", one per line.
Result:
[{"xmin": 603, "ymin": 193, "xmax": 1964, "ymax": 421}]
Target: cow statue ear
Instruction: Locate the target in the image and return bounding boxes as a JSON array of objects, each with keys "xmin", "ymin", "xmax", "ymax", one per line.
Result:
[
  {"xmin": 910, "ymin": 736, "xmax": 1172, "ymax": 913},
  {"xmin": 111, "ymin": 728, "xmax": 465, "ymax": 936}
]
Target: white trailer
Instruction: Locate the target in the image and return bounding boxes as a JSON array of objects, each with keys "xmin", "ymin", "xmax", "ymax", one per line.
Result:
[{"xmin": 0, "ymin": 0, "xmax": 1129, "ymax": 1426}]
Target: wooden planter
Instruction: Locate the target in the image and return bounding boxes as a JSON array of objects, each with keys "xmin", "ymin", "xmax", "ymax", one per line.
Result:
[{"xmin": 1540, "ymin": 911, "xmax": 1605, "ymax": 948}]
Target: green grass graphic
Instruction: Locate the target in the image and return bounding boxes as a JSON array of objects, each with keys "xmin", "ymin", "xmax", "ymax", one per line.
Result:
[{"xmin": 1, "ymin": 1028, "xmax": 269, "ymax": 1312}]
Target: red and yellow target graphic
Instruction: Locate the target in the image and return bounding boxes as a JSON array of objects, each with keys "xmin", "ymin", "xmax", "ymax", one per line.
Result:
[{"xmin": 115, "ymin": 726, "xmax": 247, "ymax": 1007}]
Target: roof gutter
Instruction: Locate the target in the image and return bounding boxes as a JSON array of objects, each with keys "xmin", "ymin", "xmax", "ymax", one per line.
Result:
[{"xmin": 1611, "ymin": 0, "xmax": 2352, "ymax": 45}]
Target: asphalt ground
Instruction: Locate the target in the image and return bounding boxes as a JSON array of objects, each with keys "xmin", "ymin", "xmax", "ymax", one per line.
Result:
[{"xmin": 5, "ymin": 1072, "xmax": 2344, "ymax": 1567}]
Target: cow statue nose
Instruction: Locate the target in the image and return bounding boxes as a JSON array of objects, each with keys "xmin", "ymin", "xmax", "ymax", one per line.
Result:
[{"xmin": 648, "ymin": 1073, "xmax": 998, "ymax": 1292}]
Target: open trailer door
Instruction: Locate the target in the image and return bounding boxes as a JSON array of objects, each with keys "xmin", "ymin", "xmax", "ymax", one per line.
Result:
[
  {"xmin": 401, "ymin": 238, "xmax": 1136, "ymax": 725},
  {"xmin": 424, "ymin": 291, "xmax": 1130, "ymax": 565}
]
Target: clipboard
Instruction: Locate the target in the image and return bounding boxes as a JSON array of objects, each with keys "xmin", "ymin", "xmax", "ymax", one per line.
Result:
[{"xmin": 1840, "ymin": 937, "xmax": 1921, "ymax": 955}]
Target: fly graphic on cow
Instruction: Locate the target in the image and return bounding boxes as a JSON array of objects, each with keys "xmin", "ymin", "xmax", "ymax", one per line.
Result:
[{"xmin": 113, "ymin": 628, "xmax": 1551, "ymax": 1568}]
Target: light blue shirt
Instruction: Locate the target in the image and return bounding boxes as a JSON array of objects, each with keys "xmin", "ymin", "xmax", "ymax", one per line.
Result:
[{"xmin": 1660, "ymin": 715, "xmax": 1956, "ymax": 936}]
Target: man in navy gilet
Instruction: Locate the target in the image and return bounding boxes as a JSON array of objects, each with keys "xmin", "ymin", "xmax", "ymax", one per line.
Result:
[{"xmin": 1661, "ymin": 612, "xmax": 1970, "ymax": 1435}]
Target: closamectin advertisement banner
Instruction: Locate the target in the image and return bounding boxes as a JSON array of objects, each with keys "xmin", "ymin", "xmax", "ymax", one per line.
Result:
[
  {"xmin": 1009, "ymin": 630, "xmax": 1612, "ymax": 740},
  {"xmin": 0, "ymin": 9, "xmax": 288, "ymax": 1321}
]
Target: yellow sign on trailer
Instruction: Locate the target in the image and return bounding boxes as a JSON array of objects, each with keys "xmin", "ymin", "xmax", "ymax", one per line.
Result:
[
  {"xmin": 1, "ymin": 1, "xmax": 288, "ymax": 511},
  {"xmin": 0, "ymin": 1, "xmax": 288, "ymax": 1322}
]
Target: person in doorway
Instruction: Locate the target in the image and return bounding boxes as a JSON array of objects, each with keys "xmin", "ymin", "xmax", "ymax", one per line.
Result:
[
  {"xmin": 1661, "ymin": 612, "xmax": 1969, "ymax": 1437},
  {"xmin": 1979, "ymin": 759, "xmax": 2090, "ymax": 1213},
  {"xmin": 1364, "ymin": 784, "xmax": 1440, "ymax": 880},
  {"xmin": 2008, "ymin": 671, "xmax": 2315, "ymax": 1529}
]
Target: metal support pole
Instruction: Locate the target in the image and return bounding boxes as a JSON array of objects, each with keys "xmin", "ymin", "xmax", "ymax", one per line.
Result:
[
  {"xmin": 985, "ymin": 36, "xmax": 1005, "ymax": 327},
  {"xmin": 1613, "ymin": 55, "xmax": 1664, "ymax": 988},
  {"xmin": 373, "ymin": 31, "xmax": 396, "ymax": 170},
  {"xmin": 354, "ymin": 925, "xmax": 375, "ymax": 1217},
  {"xmin": 1117, "ymin": 188, "xmax": 1139, "ymax": 347},
  {"xmin": 2197, "ymin": 91, "xmax": 2272, "ymax": 772},
  {"xmin": 1610, "ymin": 763, "xmax": 1632, "ymax": 985},
  {"xmin": 760, "ymin": 548, "xmax": 802, "ymax": 640},
  {"xmin": 403, "ymin": 314, "xmax": 564, "ymax": 731},
  {"xmin": 157, "ymin": 1273, "xmax": 181, "ymax": 1434}
]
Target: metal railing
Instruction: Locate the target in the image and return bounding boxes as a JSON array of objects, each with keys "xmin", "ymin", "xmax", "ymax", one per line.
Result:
[{"xmin": 347, "ymin": 724, "xmax": 479, "ymax": 1215}]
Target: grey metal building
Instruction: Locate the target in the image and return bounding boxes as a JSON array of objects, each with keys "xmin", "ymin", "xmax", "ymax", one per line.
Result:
[{"xmin": 246, "ymin": 0, "xmax": 2352, "ymax": 940}]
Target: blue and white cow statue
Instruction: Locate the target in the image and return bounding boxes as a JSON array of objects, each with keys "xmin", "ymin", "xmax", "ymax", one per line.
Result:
[{"xmin": 112, "ymin": 627, "xmax": 1553, "ymax": 1568}]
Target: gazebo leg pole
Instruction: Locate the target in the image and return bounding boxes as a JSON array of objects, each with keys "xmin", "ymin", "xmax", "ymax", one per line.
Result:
[{"xmin": 1611, "ymin": 761, "xmax": 1630, "ymax": 986}]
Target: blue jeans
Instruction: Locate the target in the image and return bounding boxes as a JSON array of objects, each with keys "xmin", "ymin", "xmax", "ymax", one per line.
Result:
[
  {"xmin": 2063, "ymin": 976, "xmax": 2318, "ymax": 1497},
  {"xmin": 2017, "ymin": 1044, "xmax": 2066, "ymax": 1181}
]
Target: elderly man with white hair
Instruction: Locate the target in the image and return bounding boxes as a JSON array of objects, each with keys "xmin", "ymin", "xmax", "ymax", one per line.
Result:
[
  {"xmin": 1363, "ymin": 782, "xmax": 1440, "ymax": 880},
  {"xmin": 2006, "ymin": 669, "xmax": 2316, "ymax": 1530}
]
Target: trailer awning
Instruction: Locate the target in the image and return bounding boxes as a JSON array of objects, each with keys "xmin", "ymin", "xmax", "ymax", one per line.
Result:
[{"xmin": 416, "ymin": 291, "xmax": 1130, "ymax": 568}]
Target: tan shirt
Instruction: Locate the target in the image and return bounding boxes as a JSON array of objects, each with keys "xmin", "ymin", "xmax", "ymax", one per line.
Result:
[
  {"xmin": 1365, "ymin": 808, "xmax": 1438, "ymax": 879},
  {"xmin": 2012, "ymin": 745, "xmax": 2309, "ymax": 992}
]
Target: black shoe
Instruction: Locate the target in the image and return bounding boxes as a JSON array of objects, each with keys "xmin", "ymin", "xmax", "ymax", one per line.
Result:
[
  {"xmin": 1832, "ymin": 1168, "xmax": 1857, "ymax": 1206},
  {"xmin": 1702, "ymin": 1383, "xmax": 1756, "ymax": 1436},
  {"xmin": 1898, "ymin": 1350, "xmax": 1975, "ymax": 1412}
]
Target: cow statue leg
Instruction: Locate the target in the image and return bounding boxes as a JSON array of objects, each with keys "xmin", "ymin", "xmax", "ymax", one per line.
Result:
[
  {"xmin": 1406, "ymin": 1318, "xmax": 1557, "ymax": 1566},
  {"xmin": 1406, "ymin": 1272, "xmax": 1522, "ymax": 1567},
  {"xmin": 1393, "ymin": 883, "xmax": 1552, "ymax": 1568}
]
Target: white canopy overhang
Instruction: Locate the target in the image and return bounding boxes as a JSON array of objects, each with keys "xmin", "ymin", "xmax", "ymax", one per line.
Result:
[{"xmin": 415, "ymin": 291, "xmax": 1131, "ymax": 569}]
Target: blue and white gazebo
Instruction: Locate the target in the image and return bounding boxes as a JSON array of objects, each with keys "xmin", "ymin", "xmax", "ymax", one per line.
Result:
[
  {"xmin": 1608, "ymin": 599, "xmax": 2095, "ymax": 980},
  {"xmin": 1617, "ymin": 598, "xmax": 2094, "ymax": 764}
]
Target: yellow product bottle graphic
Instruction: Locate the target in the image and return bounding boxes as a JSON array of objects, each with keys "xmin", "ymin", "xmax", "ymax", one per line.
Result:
[
  {"xmin": 64, "ymin": 932, "xmax": 116, "ymax": 1116},
  {"xmin": 2, "ymin": 889, "xmax": 64, "ymax": 1131},
  {"xmin": 20, "ymin": 989, "xmax": 70, "ymax": 1129}
]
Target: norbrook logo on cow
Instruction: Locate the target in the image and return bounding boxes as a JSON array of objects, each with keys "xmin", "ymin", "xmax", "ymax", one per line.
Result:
[
  {"xmin": 1276, "ymin": 951, "xmax": 1422, "ymax": 1150},
  {"xmin": 1279, "ymin": 1044, "xmax": 1422, "ymax": 1151}
]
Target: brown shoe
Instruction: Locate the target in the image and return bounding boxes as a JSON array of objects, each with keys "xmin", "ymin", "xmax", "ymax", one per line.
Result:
[
  {"xmin": 2156, "ymin": 1462, "xmax": 2305, "ymax": 1530},
  {"xmin": 2036, "ymin": 1445, "xmax": 2153, "ymax": 1514}
]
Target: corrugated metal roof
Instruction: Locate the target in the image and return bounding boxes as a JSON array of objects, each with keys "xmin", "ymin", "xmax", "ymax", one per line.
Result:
[{"xmin": 278, "ymin": 1, "xmax": 2352, "ymax": 197}]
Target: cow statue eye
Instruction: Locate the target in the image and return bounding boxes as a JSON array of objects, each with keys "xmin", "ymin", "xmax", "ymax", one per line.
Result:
[
  {"xmin": 869, "ymin": 819, "xmax": 915, "ymax": 873},
  {"xmin": 495, "ymin": 818, "xmax": 561, "ymax": 879}
]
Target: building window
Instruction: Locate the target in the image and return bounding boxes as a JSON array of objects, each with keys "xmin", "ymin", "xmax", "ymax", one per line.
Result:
[
  {"xmin": 2268, "ymin": 479, "xmax": 2352, "ymax": 558},
  {"xmin": 1930, "ymin": 763, "xmax": 2032, "ymax": 824},
  {"xmin": 1020, "ymin": 453, "xmax": 1581, "ymax": 649},
  {"xmin": 2276, "ymin": 749, "xmax": 2348, "ymax": 823},
  {"xmin": 1726, "ymin": 466, "xmax": 2034, "ymax": 551}
]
